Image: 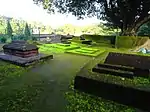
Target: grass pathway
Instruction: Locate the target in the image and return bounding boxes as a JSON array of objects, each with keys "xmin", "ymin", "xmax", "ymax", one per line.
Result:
[
  {"xmin": 0, "ymin": 53, "xmax": 91, "ymax": 112},
  {"xmin": 30, "ymin": 53, "xmax": 91, "ymax": 112}
]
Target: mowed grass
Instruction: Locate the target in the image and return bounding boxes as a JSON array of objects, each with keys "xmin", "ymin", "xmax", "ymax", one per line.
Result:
[
  {"xmin": 42, "ymin": 43, "xmax": 79, "ymax": 50},
  {"xmin": 66, "ymin": 47, "xmax": 105, "ymax": 57},
  {"xmin": 38, "ymin": 43, "xmax": 80, "ymax": 54},
  {"xmin": 38, "ymin": 43, "xmax": 106, "ymax": 57},
  {"xmin": 0, "ymin": 61, "xmax": 44, "ymax": 112}
]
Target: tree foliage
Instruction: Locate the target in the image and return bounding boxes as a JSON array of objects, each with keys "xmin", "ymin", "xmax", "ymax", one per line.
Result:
[
  {"xmin": 34, "ymin": 0, "xmax": 150, "ymax": 36},
  {"xmin": 137, "ymin": 21, "xmax": 150, "ymax": 36},
  {"xmin": 23, "ymin": 23, "xmax": 31, "ymax": 40},
  {"xmin": 6, "ymin": 20, "xmax": 13, "ymax": 37},
  {"xmin": 0, "ymin": 16, "xmax": 54, "ymax": 35},
  {"xmin": 55, "ymin": 23, "xmax": 118, "ymax": 35},
  {"xmin": 24, "ymin": 23, "xmax": 31, "ymax": 37}
]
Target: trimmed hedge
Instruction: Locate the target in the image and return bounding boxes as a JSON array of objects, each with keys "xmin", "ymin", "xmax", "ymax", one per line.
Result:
[
  {"xmin": 115, "ymin": 36, "xmax": 149, "ymax": 48},
  {"xmin": 81, "ymin": 34, "xmax": 116, "ymax": 45},
  {"xmin": 115, "ymin": 36, "xmax": 136, "ymax": 48}
]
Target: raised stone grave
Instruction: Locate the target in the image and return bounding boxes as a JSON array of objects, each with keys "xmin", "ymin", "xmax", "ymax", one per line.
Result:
[
  {"xmin": 0, "ymin": 41, "xmax": 53, "ymax": 67},
  {"xmin": 92, "ymin": 64, "xmax": 134, "ymax": 79},
  {"xmin": 50, "ymin": 35, "xmax": 62, "ymax": 43},
  {"xmin": 97, "ymin": 63, "xmax": 134, "ymax": 72},
  {"xmin": 0, "ymin": 52, "xmax": 53, "ymax": 67},
  {"xmin": 74, "ymin": 52, "xmax": 150, "ymax": 111},
  {"xmin": 104, "ymin": 52, "xmax": 150, "ymax": 78},
  {"xmin": 82, "ymin": 40, "xmax": 92, "ymax": 45},
  {"xmin": 105, "ymin": 52, "xmax": 150, "ymax": 70},
  {"xmin": 61, "ymin": 38, "xmax": 71, "ymax": 44}
]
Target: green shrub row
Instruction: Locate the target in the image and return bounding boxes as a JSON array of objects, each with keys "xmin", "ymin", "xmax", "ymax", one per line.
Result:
[
  {"xmin": 79, "ymin": 34, "xmax": 149, "ymax": 48},
  {"xmin": 115, "ymin": 36, "xmax": 149, "ymax": 48}
]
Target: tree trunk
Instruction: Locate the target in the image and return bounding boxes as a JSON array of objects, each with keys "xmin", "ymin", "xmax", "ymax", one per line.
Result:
[
  {"xmin": 121, "ymin": 15, "xmax": 150, "ymax": 36},
  {"xmin": 121, "ymin": 27, "xmax": 136, "ymax": 36}
]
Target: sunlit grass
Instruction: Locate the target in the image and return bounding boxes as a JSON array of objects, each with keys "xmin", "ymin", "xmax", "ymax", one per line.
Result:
[
  {"xmin": 0, "ymin": 61, "xmax": 47, "ymax": 112},
  {"xmin": 66, "ymin": 47, "xmax": 105, "ymax": 57},
  {"xmin": 65, "ymin": 80, "xmax": 135, "ymax": 112}
]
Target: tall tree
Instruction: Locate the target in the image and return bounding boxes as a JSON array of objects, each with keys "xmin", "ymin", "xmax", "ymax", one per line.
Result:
[
  {"xmin": 24, "ymin": 23, "xmax": 31, "ymax": 37},
  {"xmin": 34, "ymin": 0, "xmax": 150, "ymax": 36},
  {"xmin": 6, "ymin": 20, "xmax": 13, "ymax": 37}
]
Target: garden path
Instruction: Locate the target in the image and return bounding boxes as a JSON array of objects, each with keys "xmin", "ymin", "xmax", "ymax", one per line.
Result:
[{"xmin": 25, "ymin": 53, "xmax": 91, "ymax": 112}]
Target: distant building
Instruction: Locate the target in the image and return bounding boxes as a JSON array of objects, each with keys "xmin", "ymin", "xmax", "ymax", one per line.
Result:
[
  {"xmin": 32, "ymin": 28, "xmax": 40, "ymax": 34},
  {"xmin": 32, "ymin": 34, "xmax": 73, "ymax": 42}
]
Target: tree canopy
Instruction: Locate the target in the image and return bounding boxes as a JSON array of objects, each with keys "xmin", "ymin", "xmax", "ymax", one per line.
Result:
[
  {"xmin": 33, "ymin": 0, "xmax": 150, "ymax": 36},
  {"xmin": 6, "ymin": 20, "xmax": 13, "ymax": 37},
  {"xmin": 137, "ymin": 21, "xmax": 150, "ymax": 36},
  {"xmin": 24, "ymin": 23, "xmax": 31, "ymax": 37}
]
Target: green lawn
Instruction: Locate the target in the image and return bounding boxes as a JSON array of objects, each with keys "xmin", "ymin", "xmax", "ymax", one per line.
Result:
[
  {"xmin": 38, "ymin": 43, "xmax": 80, "ymax": 54},
  {"xmin": 42, "ymin": 43, "xmax": 80, "ymax": 50},
  {"xmin": 38, "ymin": 43, "xmax": 106, "ymax": 57},
  {"xmin": 0, "ymin": 42, "xmax": 148, "ymax": 112},
  {"xmin": 66, "ymin": 47, "xmax": 105, "ymax": 57}
]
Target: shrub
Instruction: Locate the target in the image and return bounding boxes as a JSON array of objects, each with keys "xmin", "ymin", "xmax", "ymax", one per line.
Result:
[
  {"xmin": 1, "ymin": 37, "xmax": 7, "ymax": 43},
  {"xmin": 115, "ymin": 36, "xmax": 137, "ymax": 48},
  {"xmin": 12, "ymin": 35, "xmax": 25, "ymax": 40},
  {"xmin": 32, "ymin": 36, "xmax": 38, "ymax": 41},
  {"xmin": 0, "ymin": 35, "xmax": 10, "ymax": 43}
]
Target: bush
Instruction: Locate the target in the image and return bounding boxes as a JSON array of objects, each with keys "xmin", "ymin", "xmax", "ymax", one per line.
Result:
[
  {"xmin": 0, "ymin": 35, "xmax": 10, "ymax": 43},
  {"xmin": 12, "ymin": 35, "xmax": 33, "ymax": 41},
  {"xmin": 1, "ymin": 37, "xmax": 7, "ymax": 43},
  {"xmin": 115, "ymin": 36, "xmax": 149, "ymax": 48},
  {"xmin": 12, "ymin": 35, "xmax": 26, "ymax": 41},
  {"xmin": 115, "ymin": 36, "xmax": 137, "ymax": 48},
  {"xmin": 32, "ymin": 36, "xmax": 38, "ymax": 41}
]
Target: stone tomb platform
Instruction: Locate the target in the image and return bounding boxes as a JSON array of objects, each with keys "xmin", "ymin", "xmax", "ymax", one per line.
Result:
[{"xmin": 0, "ymin": 51, "xmax": 53, "ymax": 67}]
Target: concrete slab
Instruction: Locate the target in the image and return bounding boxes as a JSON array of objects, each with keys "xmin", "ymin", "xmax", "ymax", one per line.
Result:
[{"xmin": 0, "ymin": 52, "xmax": 53, "ymax": 67}]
